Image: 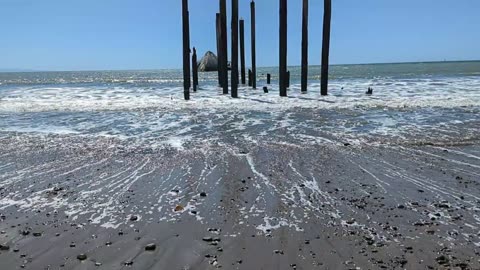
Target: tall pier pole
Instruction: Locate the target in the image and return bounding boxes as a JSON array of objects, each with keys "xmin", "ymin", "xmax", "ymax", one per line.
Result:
[
  {"xmin": 321, "ymin": 0, "xmax": 332, "ymax": 96},
  {"xmin": 250, "ymin": 1, "xmax": 257, "ymax": 89},
  {"xmin": 182, "ymin": 0, "xmax": 191, "ymax": 100},
  {"xmin": 216, "ymin": 13, "xmax": 223, "ymax": 87},
  {"xmin": 240, "ymin": 19, "xmax": 246, "ymax": 85},
  {"xmin": 231, "ymin": 0, "xmax": 239, "ymax": 98},
  {"xmin": 301, "ymin": 0, "xmax": 309, "ymax": 92},
  {"xmin": 220, "ymin": 0, "xmax": 229, "ymax": 94},
  {"xmin": 192, "ymin": 47, "xmax": 198, "ymax": 92},
  {"xmin": 279, "ymin": 0, "xmax": 287, "ymax": 97}
]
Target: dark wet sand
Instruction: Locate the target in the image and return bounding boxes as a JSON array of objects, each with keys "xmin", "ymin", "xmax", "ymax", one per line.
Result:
[{"xmin": 0, "ymin": 134, "xmax": 479, "ymax": 270}]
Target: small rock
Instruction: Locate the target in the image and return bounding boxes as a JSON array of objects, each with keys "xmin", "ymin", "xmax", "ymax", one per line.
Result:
[
  {"xmin": 436, "ymin": 255, "xmax": 449, "ymax": 265},
  {"xmin": 70, "ymin": 242, "xmax": 76, "ymax": 248},
  {"xmin": 200, "ymin": 192, "xmax": 207, "ymax": 197},
  {"xmin": 145, "ymin": 243, "xmax": 156, "ymax": 251},
  {"xmin": 274, "ymin": 250, "xmax": 284, "ymax": 255},
  {"xmin": 202, "ymin": 237, "xmax": 213, "ymax": 242},
  {"xmin": 174, "ymin": 205, "xmax": 184, "ymax": 212},
  {"xmin": 77, "ymin": 254, "xmax": 87, "ymax": 261},
  {"xmin": 129, "ymin": 215, "xmax": 138, "ymax": 222},
  {"xmin": 124, "ymin": 261, "xmax": 133, "ymax": 266},
  {"xmin": 32, "ymin": 232, "xmax": 42, "ymax": 237},
  {"xmin": 95, "ymin": 262, "xmax": 102, "ymax": 267},
  {"xmin": 0, "ymin": 244, "xmax": 10, "ymax": 251}
]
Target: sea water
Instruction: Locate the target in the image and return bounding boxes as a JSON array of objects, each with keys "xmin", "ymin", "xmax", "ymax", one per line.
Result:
[{"xmin": 0, "ymin": 61, "xmax": 479, "ymax": 148}]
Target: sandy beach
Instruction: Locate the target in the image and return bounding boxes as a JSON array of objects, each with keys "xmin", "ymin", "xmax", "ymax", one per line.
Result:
[{"xmin": 0, "ymin": 129, "xmax": 479, "ymax": 269}]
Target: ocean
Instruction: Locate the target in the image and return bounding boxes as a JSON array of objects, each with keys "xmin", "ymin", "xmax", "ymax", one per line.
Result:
[{"xmin": 0, "ymin": 61, "xmax": 478, "ymax": 148}]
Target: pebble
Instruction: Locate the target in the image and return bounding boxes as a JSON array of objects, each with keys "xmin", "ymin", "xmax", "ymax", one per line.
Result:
[
  {"xmin": 436, "ymin": 255, "xmax": 449, "ymax": 265},
  {"xmin": 202, "ymin": 237, "xmax": 213, "ymax": 242},
  {"xmin": 145, "ymin": 243, "xmax": 156, "ymax": 251},
  {"xmin": 129, "ymin": 215, "xmax": 138, "ymax": 222}
]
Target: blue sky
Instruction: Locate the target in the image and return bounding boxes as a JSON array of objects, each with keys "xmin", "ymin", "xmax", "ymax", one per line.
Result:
[{"xmin": 0, "ymin": 0, "xmax": 479, "ymax": 71}]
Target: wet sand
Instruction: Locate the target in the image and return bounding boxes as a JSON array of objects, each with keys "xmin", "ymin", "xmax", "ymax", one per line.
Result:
[{"xmin": 0, "ymin": 134, "xmax": 479, "ymax": 270}]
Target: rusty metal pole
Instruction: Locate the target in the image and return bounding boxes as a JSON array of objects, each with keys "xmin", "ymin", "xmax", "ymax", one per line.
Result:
[
  {"xmin": 182, "ymin": 0, "xmax": 191, "ymax": 100},
  {"xmin": 279, "ymin": 0, "xmax": 287, "ymax": 97},
  {"xmin": 301, "ymin": 0, "xmax": 309, "ymax": 92},
  {"xmin": 240, "ymin": 19, "xmax": 246, "ymax": 85},
  {"xmin": 321, "ymin": 0, "xmax": 332, "ymax": 96}
]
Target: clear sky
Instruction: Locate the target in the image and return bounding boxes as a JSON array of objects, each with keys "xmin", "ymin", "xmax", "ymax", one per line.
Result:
[{"xmin": 1, "ymin": 0, "xmax": 479, "ymax": 71}]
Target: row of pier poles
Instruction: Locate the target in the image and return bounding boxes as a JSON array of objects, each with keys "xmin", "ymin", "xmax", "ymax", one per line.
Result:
[
  {"xmin": 192, "ymin": 47, "xmax": 198, "ymax": 92},
  {"xmin": 182, "ymin": 0, "xmax": 191, "ymax": 100},
  {"xmin": 321, "ymin": 0, "xmax": 332, "ymax": 96},
  {"xmin": 240, "ymin": 19, "xmax": 246, "ymax": 85},
  {"xmin": 279, "ymin": 0, "xmax": 288, "ymax": 97},
  {"xmin": 219, "ymin": 0, "xmax": 229, "ymax": 94},
  {"xmin": 301, "ymin": 0, "xmax": 309, "ymax": 93},
  {"xmin": 231, "ymin": 0, "xmax": 239, "ymax": 98},
  {"xmin": 250, "ymin": 1, "xmax": 257, "ymax": 89}
]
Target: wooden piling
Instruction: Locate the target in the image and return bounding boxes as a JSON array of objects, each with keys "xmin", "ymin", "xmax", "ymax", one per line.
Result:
[
  {"xmin": 250, "ymin": 1, "xmax": 257, "ymax": 89},
  {"xmin": 248, "ymin": 69, "xmax": 252, "ymax": 87},
  {"xmin": 267, "ymin": 73, "xmax": 271, "ymax": 84},
  {"xmin": 279, "ymin": 0, "xmax": 287, "ymax": 97},
  {"xmin": 301, "ymin": 0, "xmax": 309, "ymax": 92},
  {"xmin": 231, "ymin": 0, "xmax": 239, "ymax": 98},
  {"xmin": 220, "ymin": 0, "xmax": 229, "ymax": 94},
  {"xmin": 321, "ymin": 0, "xmax": 332, "ymax": 96},
  {"xmin": 216, "ymin": 13, "xmax": 223, "ymax": 87},
  {"xmin": 287, "ymin": 71, "xmax": 290, "ymax": 89},
  {"xmin": 240, "ymin": 19, "xmax": 246, "ymax": 85},
  {"xmin": 192, "ymin": 47, "xmax": 198, "ymax": 92},
  {"xmin": 182, "ymin": 0, "xmax": 191, "ymax": 100}
]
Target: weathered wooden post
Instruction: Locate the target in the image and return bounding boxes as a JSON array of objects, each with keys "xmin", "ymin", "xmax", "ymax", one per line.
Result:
[
  {"xmin": 321, "ymin": 0, "xmax": 332, "ymax": 96},
  {"xmin": 220, "ymin": 0, "xmax": 229, "ymax": 94},
  {"xmin": 286, "ymin": 71, "xmax": 290, "ymax": 88},
  {"xmin": 240, "ymin": 19, "xmax": 246, "ymax": 85},
  {"xmin": 182, "ymin": 0, "xmax": 191, "ymax": 100},
  {"xmin": 231, "ymin": 0, "xmax": 239, "ymax": 98},
  {"xmin": 248, "ymin": 69, "xmax": 252, "ymax": 86},
  {"xmin": 192, "ymin": 47, "xmax": 198, "ymax": 92},
  {"xmin": 301, "ymin": 0, "xmax": 309, "ymax": 92},
  {"xmin": 267, "ymin": 73, "xmax": 271, "ymax": 84},
  {"xmin": 279, "ymin": 0, "xmax": 287, "ymax": 97},
  {"xmin": 250, "ymin": 1, "xmax": 257, "ymax": 89},
  {"xmin": 216, "ymin": 13, "xmax": 223, "ymax": 87}
]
